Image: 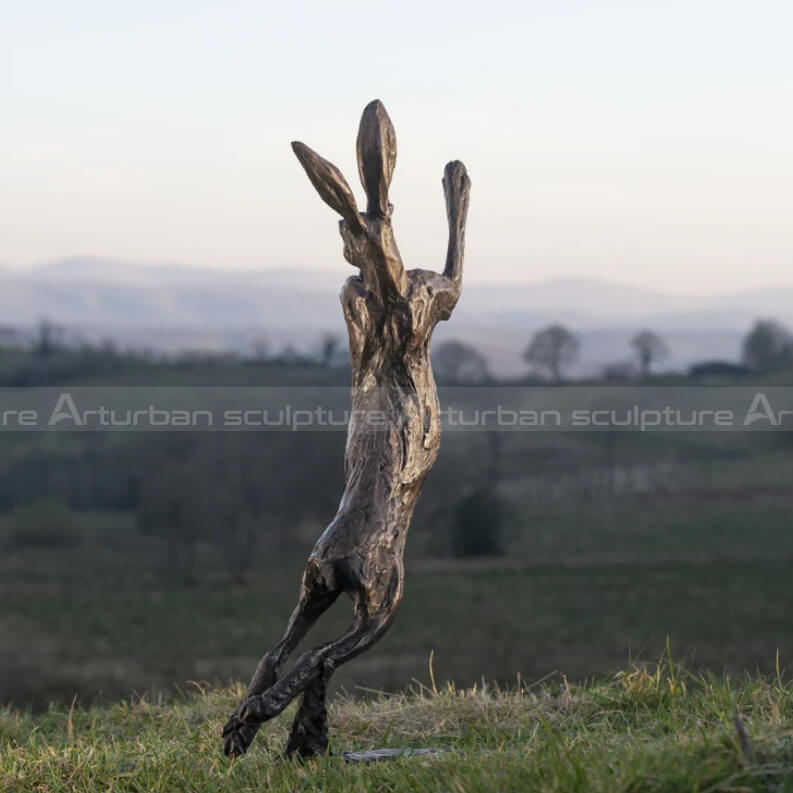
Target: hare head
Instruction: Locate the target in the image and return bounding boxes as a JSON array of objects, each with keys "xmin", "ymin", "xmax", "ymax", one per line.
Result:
[{"xmin": 292, "ymin": 100, "xmax": 403, "ymax": 278}]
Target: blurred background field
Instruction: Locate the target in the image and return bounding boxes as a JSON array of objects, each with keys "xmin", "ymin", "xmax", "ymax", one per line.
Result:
[{"xmin": 1, "ymin": 324, "xmax": 791, "ymax": 711}]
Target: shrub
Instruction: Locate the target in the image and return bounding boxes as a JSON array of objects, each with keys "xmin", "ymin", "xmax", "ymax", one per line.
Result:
[
  {"xmin": 1, "ymin": 499, "xmax": 84, "ymax": 550},
  {"xmin": 449, "ymin": 486, "xmax": 504, "ymax": 557}
]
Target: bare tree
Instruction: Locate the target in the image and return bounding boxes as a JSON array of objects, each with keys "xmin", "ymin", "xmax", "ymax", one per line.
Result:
[
  {"xmin": 523, "ymin": 324, "xmax": 579, "ymax": 382},
  {"xmin": 34, "ymin": 320, "xmax": 65, "ymax": 357},
  {"xmin": 742, "ymin": 319, "xmax": 793, "ymax": 372},
  {"xmin": 433, "ymin": 339, "xmax": 489, "ymax": 382},
  {"xmin": 137, "ymin": 461, "xmax": 206, "ymax": 582},
  {"xmin": 631, "ymin": 329, "xmax": 668, "ymax": 376},
  {"xmin": 249, "ymin": 336, "xmax": 270, "ymax": 361},
  {"xmin": 318, "ymin": 333, "xmax": 341, "ymax": 366}
]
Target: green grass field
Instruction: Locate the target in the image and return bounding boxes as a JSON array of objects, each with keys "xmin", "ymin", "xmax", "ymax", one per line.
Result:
[
  {"xmin": 2, "ymin": 660, "xmax": 792, "ymax": 792},
  {"xmin": 2, "ymin": 472, "xmax": 792, "ymax": 709}
]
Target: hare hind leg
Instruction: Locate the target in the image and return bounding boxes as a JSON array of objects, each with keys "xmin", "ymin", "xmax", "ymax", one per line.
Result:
[
  {"xmin": 222, "ymin": 561, "xmax": 339, "ymax": 757},
  {"xmin": 284, "ymin": 657, "xmax": 333, "ymax": 759},
  {"xmin": 248, "ymin": 572, "xmax": 339, "ymax": 694},
  {"xmin": 237, "ymin": 566, "xmax": 403, "ymax": 757}
]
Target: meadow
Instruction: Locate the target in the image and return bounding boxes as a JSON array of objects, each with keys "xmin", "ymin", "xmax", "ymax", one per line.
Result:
[{"xmin": 2, "ymin": 451, "xmax": 791, "ymax": 710}]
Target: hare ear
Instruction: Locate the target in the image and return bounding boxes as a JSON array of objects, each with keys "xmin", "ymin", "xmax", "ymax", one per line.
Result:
[
  {"xmin": 442, "ymin": 160, "xmax": 471, "ymax": 284},
  {"xmin": 356, "ymin": 99, "xmax": 397, "ymax": 219},
  {"xmin": 291, "ymin": 141, "xmax": 364, "ymax": 235}
]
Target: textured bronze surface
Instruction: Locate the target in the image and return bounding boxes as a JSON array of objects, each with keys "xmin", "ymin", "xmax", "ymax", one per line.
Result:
[{"xmin": 222, "ymin": 100, "xmax": 470, "ymax": 759}]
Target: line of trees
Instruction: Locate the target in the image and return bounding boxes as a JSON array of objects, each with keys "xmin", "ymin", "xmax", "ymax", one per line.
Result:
[
  {"xmin": 522, "ymin": 325, "xmax": 669, "ymax": 382},
  {"xmin": 433, "ymin": 318, "xmax": 793, "ymax": 384},
  {"xmin": 6, "ymin": 316, "xmax": 792, "ymax": 388}
]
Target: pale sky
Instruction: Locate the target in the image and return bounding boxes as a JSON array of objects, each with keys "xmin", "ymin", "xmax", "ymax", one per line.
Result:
[{"xmin": 1, "ymin": 0, "xmax": 791, "ymax": 293}]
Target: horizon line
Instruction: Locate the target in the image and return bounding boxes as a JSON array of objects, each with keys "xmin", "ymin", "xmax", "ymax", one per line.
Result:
[{"xmin": 3, "ymin": 255, "xmax": 793, "ymax": 300}]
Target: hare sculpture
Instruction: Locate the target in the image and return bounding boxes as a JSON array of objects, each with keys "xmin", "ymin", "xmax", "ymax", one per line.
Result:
[{"xmin": 222, "ymin": 99, "xmax": 471, "ymax": 759}]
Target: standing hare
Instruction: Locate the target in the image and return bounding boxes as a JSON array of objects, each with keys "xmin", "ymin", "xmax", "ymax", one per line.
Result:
[{"xmin": 222, "ymin": 99, "xmax": 470, "ymax": 759}]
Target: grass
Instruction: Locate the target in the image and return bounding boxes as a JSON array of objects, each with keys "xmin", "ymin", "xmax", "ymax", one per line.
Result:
[{"xmin": 2, "ymin": 658, "xmax": 793, "ymax": 792}]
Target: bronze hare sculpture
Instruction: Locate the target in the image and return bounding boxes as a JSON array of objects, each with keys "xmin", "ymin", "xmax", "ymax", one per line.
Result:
[{"xmin": 223, "ymin": 99, "xmax": 470, "ymax": 759}]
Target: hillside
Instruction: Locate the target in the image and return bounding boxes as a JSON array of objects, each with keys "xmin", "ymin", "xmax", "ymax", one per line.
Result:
[{"xmin": 2, "ymin": 665, "xmax": 791, "ymax": 792}]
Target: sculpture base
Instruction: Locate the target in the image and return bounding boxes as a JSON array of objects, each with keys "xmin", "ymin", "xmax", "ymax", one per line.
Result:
[{"xmin": 338, "ymin": 747, "xmax": 442, "ymax": 763}]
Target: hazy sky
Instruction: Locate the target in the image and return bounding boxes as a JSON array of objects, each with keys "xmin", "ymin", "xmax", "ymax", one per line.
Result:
[{"xmin": 1, "ymin": 0, "xmax": 791, "ymax": 293}]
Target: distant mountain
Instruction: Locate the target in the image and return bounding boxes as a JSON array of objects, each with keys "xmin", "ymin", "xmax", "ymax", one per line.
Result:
[
  {"xmin": 28, "ymin": 256, "xmax": 343, "ymax": 289},
  {"xmin": 2, "ymin": 257, "xmax": 791, "ymax": 376}
]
